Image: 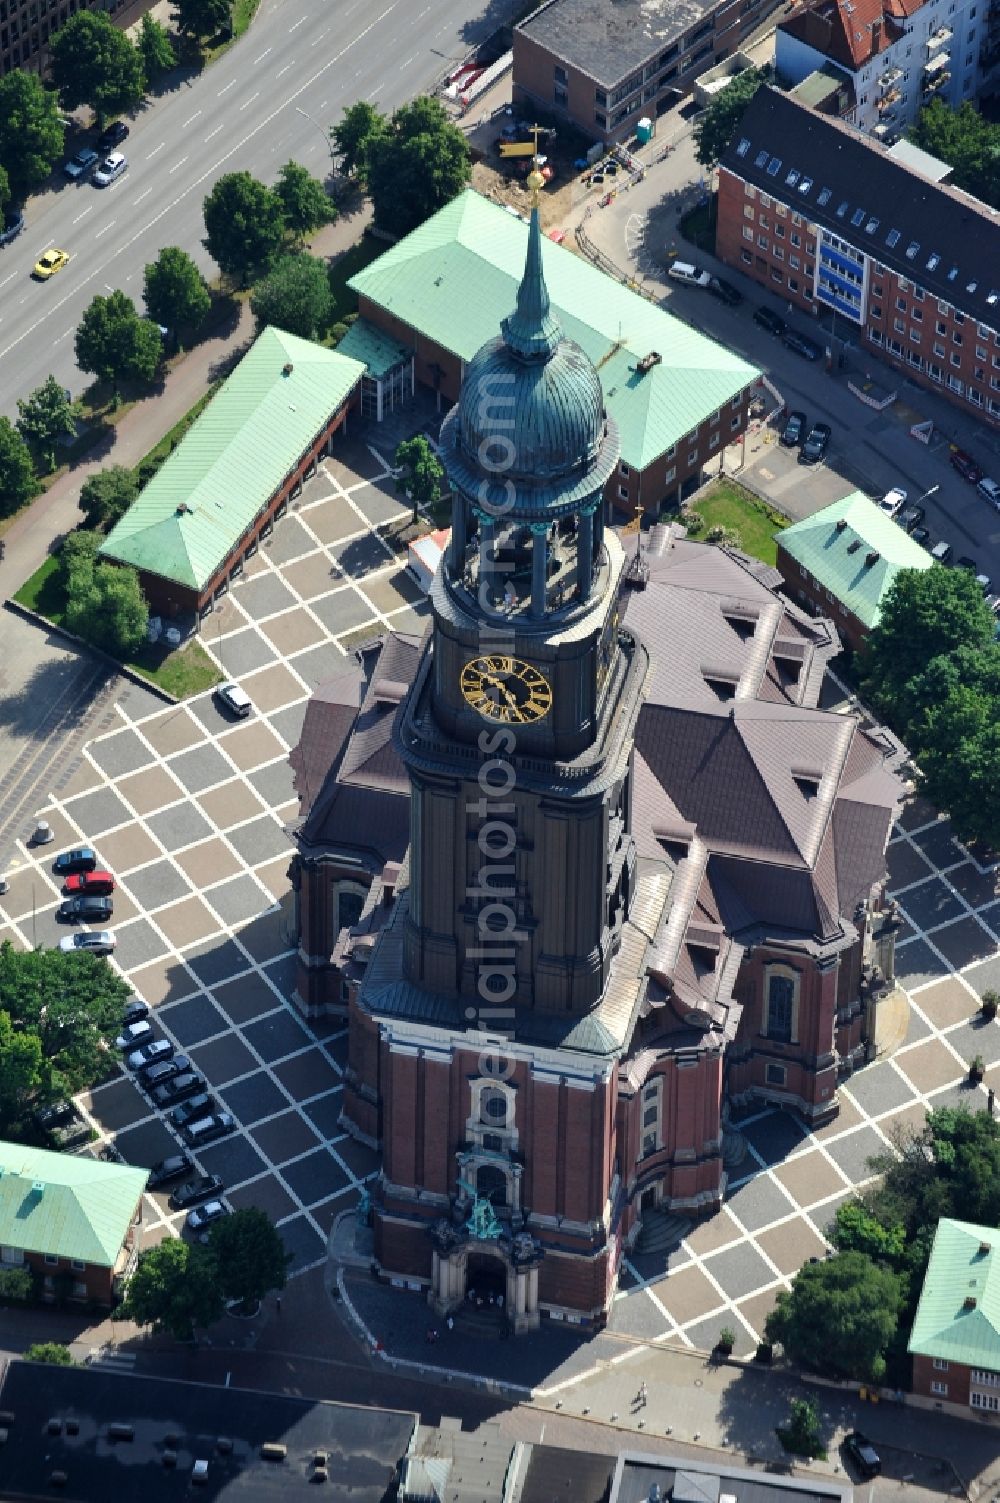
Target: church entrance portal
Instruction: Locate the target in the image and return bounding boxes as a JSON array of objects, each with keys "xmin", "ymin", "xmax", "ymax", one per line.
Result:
[{"xmin": 466, "ymin": 1251, "xmax": 506, "ymax": 1305}]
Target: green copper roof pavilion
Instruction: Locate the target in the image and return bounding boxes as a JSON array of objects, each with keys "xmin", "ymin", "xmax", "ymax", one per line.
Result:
[
  {"xmin": 777, "ymin": 491, "xmax": 932, "ymax": 630},
  {"xmin": 909, "ymin": 1219, "xmax": 1000, "ymax": 1371},
  {"xmin": 99, "ymin": 327, "xmax": 365, "ymax": 592},
  {"xmin": 0, "ymin": 1142, "xmax": 147, "ymax": 1267},
  {"xmin": 348, "ymin": 189, "xmax": 759, "ymax": 470}
]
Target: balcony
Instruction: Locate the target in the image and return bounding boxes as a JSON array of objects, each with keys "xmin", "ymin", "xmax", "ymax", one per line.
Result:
[
  {"xmin": 878, "ymin": 65, "xmax": 903, "ymax": 88},
  {"xmin": 878, "ymin": 87, "xmax": 901, "ymax": 109},
  {"xmin": 924, "ymin": 49, "xmax": 950, "ymax": 75},
  {"xmin": 926, "ymin": 25, "xmax": 952, "ymax": 49},
  {"xmin": 922, "ymin": 68, "xmax": 951, "ymax": 94}
]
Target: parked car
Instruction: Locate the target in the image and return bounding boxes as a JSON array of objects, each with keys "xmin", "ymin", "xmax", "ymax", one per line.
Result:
[
  {"xmin": 115, "ymin": 1019, "xmax": 153, "ymax": 1051},
  {"xmin": 898, "ymin": 504, "xmax": 925, "ymax": 532},
  {"xmin": 151, "ymin": 1071, "xmax": 205, "ymax": 1109},
  {"xmin": 843, "ymin": 1432, "xmax": 881, "ymax": 1479},
  {"xmin": 170, "ymin": 1093, "xmax": 215, "ymax": 1130},
  {"xmin": 782, "ymin": 328, "xmax": 823, "ymax": 362},
  {"xmin": 0, "ymin": 207, "xmax": 25, "ymax": 247},
  {"xmin": 667, "ymin": 260, "xmax": 711, "ymax": 288},
  {"xmin": 93, "ymin": 152, "xmax": 127, "ymax": 188},
  {"xmin": 125, "ymin": 1039, "xmax": 173, "ymax": 1072},
  {"xmin": 147, "ymin": 1153, "xmax": 193, "ymax": 1189},
  {"xmin": 877, "ymin": 487, "xmax": 907, "ymax": 518},
  {"xmin": 97, "ymin": 120, "xmax": 129, "ymax": 153},
  {"xmin": 122, "ymin": 997, "xmax": 149, "ymax": 1027},
  {"xmin": 707, "ymin": 275, "xmax": 743, "ymax": 306},
  {"xmin": 800, "ymin": 422, "xmax": 831, "ymax": 464},
  {"xmin": 63, "ymin": 146, "xmax": 99, "ymax": 180},
  {"xmin": 181, "ymin": 1111, "xmax": 236, "ymax": 1148},
  {"xmin": 910, "ymin": 526, "xmax": 932, "ymax": 548},
  {"xmin": 976, "ymin": 476, "xmax": 1000, "ymax": 508},
  {"xmin": 753, "ymin": 306, "xmax": 786, "ymax": 336},
  {"xmin": 58, "ymin": 893, "xmax": 113, "ymax": 924},
  {"xmin": 53, "ymin": 847, "xmax": 98, "ymax": 875},
  {"xmin": 34, "ymin": 1099, "xmax": 75, "ymax": 1131},
  {"xmin": 950, "ymin": 449, "xmax": 982, "ymax": 483},
  {"xmin": 780, "ymin": 410, "xmax": 807, "ymax": 447},
  {"xmin": 214, "ymin": 681, "xmax": 252, "ymax": 719},
  {"xmin": 141, "ymin": 1058, "xmax": 188, "ymax": 1091},
  {"xmin": 51, "ymin": 1112, "xmax": 90, "ymax": 1149},
  {"xmin": 185, "ymin": 1199, "xmax": 229, "ymax": 1238},
  {"xmin": 63, "ymin": 868, "xmax": 115, "ymax": 896},
  {"xmin": 930, "ymin": 540, "xmax": 953, "ymax": 565},
  {"xmin": 59, "ymin": 930, "xmax": 115, "ymax": 954},
  {"xmin": 168, "ymin": 1174, "xmax": 223, "ymax": 1211}
]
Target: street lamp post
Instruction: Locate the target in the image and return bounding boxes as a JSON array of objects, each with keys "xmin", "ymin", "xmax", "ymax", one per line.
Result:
[{"xmin": 295, "ymin": 106, "xmax": 336, "ymax": 170}]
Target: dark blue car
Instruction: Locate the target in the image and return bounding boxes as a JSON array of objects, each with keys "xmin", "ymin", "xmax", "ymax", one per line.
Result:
[{"xmin": 53, "ymin": 846, "xmax": 98, "ymax": 875}]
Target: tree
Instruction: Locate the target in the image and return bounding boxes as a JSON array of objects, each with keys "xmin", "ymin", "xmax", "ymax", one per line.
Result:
[
  {"xmin": 693, "ymin": 68, "xmax": 768, "ymax": 169},
  {"xmin": 276, "ymin": 160, "xmax": 335, "ymax": 240},
  {"xmin": 394, "ymin": 434, "xmax": 444, "ymax": 524},
  {"xmin": 250, "ymin": 253, "xmax": 332, "ymax": 338},
  {"xmin": 79, "ymin": 465, "xmax": 139, "ymax": 532},
  {"xmin": 909, "ymin": 100, "xmax": 1000, "ymax": 209},
  {"xmin": 367, "ymin": 97, "xmax": 471, "ymax": 238},
  {"xmin": 0, "ymin": 163, "xmax": 9, "ymax": 217},
  {"xmin": 24, "ymin": 1342, "xmax": 74, "ymax": 1365},
  {"xmin": 830, "ymin": 1200, "xmax": 906, "ymax": 1263},
  {"xmin": 0, "ymin": 941, "xmax": 130, "ymax": 1100},
  {"xmin": 331, "ymin": 100, "xmax": 389, "ymax": 181},
  {"xmin": 137, "ymin": 12, "xmax": 177, "ymax": 82},
  {"xmin": 0, "ymin": 71, "xmax": 65, "ymax": 202},
  {"xmin": 0, "ymin": 1009, "xmax": 46, "ymax": 1133},
  {"xmin": 16, "ymin": 377, "xmax": 80, "ymax": 473},
  {"xmin": 0, "ymin": 416, "xmax": 42, "ymax": 517},
  {"xmin": 765, "ymin": 1251, "xmax": 902, "ymax": 1382},
  {"xmin": 863, "ymin": 567, "xmax": 996, "ymax": 714},
  {"xmin": 143, "ymin": 246, "xmax": 210, "ymax": 341},
  {"xmin": 0, "ymin": 1267, "xmax": 33, "ymax": 1301},
  {"xmin": 49, "ymin": 12, "xmax": 145, "ymax": 128},
  {"xmin": 208, "ymin": 1208, "xmax": 289, "ymax": 1306},
  {"xmin": 777, "ymin": 1397, "xmax": 825, "ymax": 1460},
  {"xmin": 65, "ymin": 556, "xmax": 149, "ymax": 658},
  {"xmin": 75, "ymin": 290, "xmax": 162, "ymax": 398},
  {"xmin": 203, "ymin": 172, "xmax": 286, "ymax": 285},
  {"xmin": 172, "ymin": 0, "xmax": 231, "ymax": 40},
  {"xmin": 121, "ymin": 1238, "xmax": 224, "ymax": 1341}
]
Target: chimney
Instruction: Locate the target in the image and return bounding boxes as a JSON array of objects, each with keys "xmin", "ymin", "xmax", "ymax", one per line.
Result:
[
  {"xmin": 870, "ymin": 16, "xmax": 881, "ymax": 52},
  {"xmin": 282, "ymin": 362, "xmax": 294, "ymax": 376},
  {"xmin": 835, "ymin": 519, "xmax": 848, "ymax": 531},
  {"xmin": 979, "ymin": 1242, "xmax": 991, "ymax": 1256},
  {"xmin": 865, "ymin": 550, "xmax": 880, "ymax": 566},
  {"xmin": 964, "ymin": 1295, "xmax": 978, "ymax": 1309}
]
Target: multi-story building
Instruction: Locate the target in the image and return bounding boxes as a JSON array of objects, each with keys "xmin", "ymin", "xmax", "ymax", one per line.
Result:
[
  {"xmin": 776, "ymin": 0, "xmax": 989, "ymax": 141},
  {"xmin": 0, "ymin": 0, "xmax": 149, "ymax": 78},
  {"xmin": 511, "ymin": 0, "xmax": 785, "ymax": 146},
  {"xmin": 717, "ymin": 87, "xmax": 1000, "ymax": 432},
  {"xmin": 909, "ymin": 1219, "xmax": 1000, "ymax": 1414}
]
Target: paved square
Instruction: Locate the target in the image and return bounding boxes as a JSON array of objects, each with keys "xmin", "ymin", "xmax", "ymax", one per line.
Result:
[
  {"xmin": 126, "ymin": 859, "xmax": 192, "ymax": 912},
  {"xmin": 281, "ymin": 1148, "xmax": 349, "ymax": 1205},
  {"xmin": 212, "ymin": 968, "xmax": 283, "ymax": 1023},
  {"xmin": 116, "ymin": 764, "xmax": 185, "ymax": 816},
  {"xmin": 205, "ymin": 873, "xmax": 273, "ymax": 927},
  {"xmin": 243, "ymin": 1008, "xmax": 310, "ymax": 1062},
  {"xmin": 146, "ymin": 803, "xmax": 213, "ymax": 852},
  {"xmin": 159, "ymin": 993, "xmax": 228, "ymax": 1047},
  {"xmin": 220, "ymin": 1071, "xmax": 292, "ymax": 1124},
  {"xmin": 250, "ymin": 1110, "xmax": 320, "ymax": 1164},
  {"xmin": 227, "ymin": 1173, "xmax": 298, "ymax": 1223},
  {"xmin": 189, "ymin": 1033, "xmax": 258, "ymax": 1086}
]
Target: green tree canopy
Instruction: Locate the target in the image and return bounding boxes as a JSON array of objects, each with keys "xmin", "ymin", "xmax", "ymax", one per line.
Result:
[
  {"xmin": 65, "ymin": 552, "xmax": 149, "ymax": 658},
  {"xmin": 208, "ymin": 1208, "xmax": 289, "ymax": 1305},
  {"xmin": 765, "ymin": 1250, "xmax": 902, "ymax": 1382},
  {"xmin": 331, "ymin": 100, "xmax": 389, "ymax": 181},
  {"xmin": 276, "ymin": 160, "xmax": 335, "ymax": 239},
  {"xmin": 249, "ymin": 252, "xmax": 332, "ymax": 339},
  {"xmin": 121, "ymin": 1238, "xmax": 224, "ymax": 1341},
  {"xmin": 0, "ymin": 71, "xmax": 65, "ymax": 202},
  {"xmin": 138, "ymin": 12, "xmax": 177, "ymax": 82},
  {"xmin": 24, "ymin": 1342, "xmax": 74, "ymax": 1365},
  {"xmin": 75, "ymin": 290, "xmax": 163, "ymax": 397},
  {"xmin": 0, "ymin": 1009, "xmax": 47, "ymax": 1135},
  {"xmin": 693, "ymin": 68, "xmax": 768, "ymax": 169},
  {"xmin": 79, "ymin": 464, "xmax": 139, "ymax": 532},
  {"xmin": 143, "ymin": 245, "xmax": 210, "ymax": 339},
  {"xmin": 16, "ymin": 376, "xmax": 80, "ymax": 473},
  {"xmin": 49, "ymin": 11, "xmax": 145, "ymax": 127},
  {"xmin": 172, "ymin": 0, "xmax": 231, "ymax": 40},
  {"xmin": 367, "ymin": 96, "xmax": 471, "ymax": 237},
  {"xmin": 830, "ymin": 1200, "xmax": 906, "ymax": 1263},
  {"xmin": 393, "ymin": 433, "xmax": 444, "ymax": 523},
  {"xmin": 909, "ymin": 100, "xmax": 1000, "ymax": 209},
  {"xmin": 0, "ymin": 163, "xmax": 9, "ymax": 216},
  {"xmin": 0, "ymin": 415, "xmax": 42, "ymax": 517},
  {"xmin": 203, "ymin": 171, "xmax": 286, "ymax": 285}
]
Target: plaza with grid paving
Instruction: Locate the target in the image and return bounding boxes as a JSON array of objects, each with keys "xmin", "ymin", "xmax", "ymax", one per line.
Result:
[{"xmin": 1, "ymin": 432, "xmax": 998, "ymax": 1350}]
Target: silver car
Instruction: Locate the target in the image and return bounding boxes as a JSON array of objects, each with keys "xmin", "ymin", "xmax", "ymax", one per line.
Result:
[{"xmin": 93, "ymin": 152, "xmax": 128, "ymax": 187}]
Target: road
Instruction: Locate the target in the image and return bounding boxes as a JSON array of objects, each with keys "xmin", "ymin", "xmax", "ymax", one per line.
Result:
[{"xmin": 0, "ymin": 0, "xmax": 482, "ymax": 416}]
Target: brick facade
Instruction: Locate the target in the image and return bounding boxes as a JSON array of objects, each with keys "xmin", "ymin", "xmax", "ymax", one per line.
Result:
[
  {"xmin": 776, "ymin": 539, "xmax": 871, "ymax": 655},
  {"xmin": 0, "ymin": 0, "xmax": 150, "ymax": 78}
]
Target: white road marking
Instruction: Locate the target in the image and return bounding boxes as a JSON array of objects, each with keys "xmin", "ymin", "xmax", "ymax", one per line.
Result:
[
  {"xmin": 275, "ymin": 62, "xmax": 293, "ymax": 78},
  {"xmin": 289, "ymin": 14, "xmax": 306, "ymax": 28},
  {"xmin": 147, "ymin": 143, "xmax": 165, "ymax": 158},
  {"xmin": 168, "ymin": 156, "xmax": 190, "ymax": 174},
  {"xmin": 183, "ymin": 110, "xmax": 202, "ymax": 126},
  {"xmin": 95, "ymin": 221, "xmax": 117, "ymax": 239},
  {"xmin": 218, "ymin": 79, "xmax": 237, "ymax": 96},
  {"xmin": 55, "ymin": 327, "xmax": 73, "ymax": 341},
  {"xmin": 72, "ymin": 207, "xmax": 93, "ymax": 224},
  {"xmin": 253, "ymin": 47, "xmax": 271, "ymax": 61},
  {"xmin": 0, "ymin": 272, "xmax": 17, "ymax": 289},
  {"xmin": 205, "ymin": 124, "xmax": 224, "ymax": 141},
  {"xmin": 239, "ymin": 92, "xmax": 260, "ymax": 112},
  {"xmin": 133, "ymin": 187, "xmax": 153, "ymax": 204},
  {"xmin": 399, "ymin": 54, "xmax": 415, "ymax": 68}
]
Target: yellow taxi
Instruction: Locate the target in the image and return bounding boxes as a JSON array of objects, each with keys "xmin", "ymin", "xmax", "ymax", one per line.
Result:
[{"xmin": 33, "ymin": 247, "xmax": 70, "ymax": 280}]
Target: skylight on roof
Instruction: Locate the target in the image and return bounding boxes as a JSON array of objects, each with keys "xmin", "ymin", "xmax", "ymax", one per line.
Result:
[
  {"xmin": 786, "ymin": 168, "xmax": 800, "ymax": 186},
  {"xmin": 799, "ymin": 176, "xmax": 813, "ymax": 194},
  {"xmin": 865, "ymin": 217, "xmax": 879, "ymax": 234},
  {"xmin": 817, "ymin": 187, "xmax": 832, "ymax": 206},
  {"xmin": 926, "ymin": 253, "xmax": 940, "ymax": 270},
  {"xmin": 754, "ymin": 149, "xmax": 769, "ymax": 168},
  {"xmin": 948, "ymin": 266, "xmax": 959, "ymax": 281},
  {"xmin": 766, "ymin": 157, "xmax": 782, "ymax": 176},
  {"xmin": 905, "ymin": 241, "xmax": 920, "ymax": 259},
  {"xmin": 850, "ymin": 208, "xmax": 865, "ymax": 227},
  {"xmin": 736, "ymin": 137, "xmax": 751, "ymax": 157},
  {"xmin": 886, "ymin": 228, "xmax": 901, "ymax": 247},
  {"xmin": 967, "ymin": 281, "xmax": 978, "ymax": 292},
  {"xmin": 988, "ymin": 291, "xmax": 999, "ymax": 306},
  {"xmin": 836, "ymin": 200, "xmax": 849, "ymax": 218}
]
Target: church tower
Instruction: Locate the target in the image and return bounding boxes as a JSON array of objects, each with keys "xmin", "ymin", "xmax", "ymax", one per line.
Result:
[{"xmin": 399, "ymin": 189, "xmax": 649, "ymax": 1014}]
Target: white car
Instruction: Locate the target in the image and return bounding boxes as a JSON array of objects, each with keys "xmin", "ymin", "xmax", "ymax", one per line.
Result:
[
  {"xmin": 977, "ymin": 476, "xmax": 1000, "ymax": 509},
  {"xmin": 877, "ymin": 487, "xmax": 907, "ymax": 519},
  {"xmin": 214, "ymin": 681, "xmax": 252, "ymax": 719},
  {"xmin": 93, "ymin": 152, "xmax": 128, "ymax": 187},
  {"xmin": 59, "ymin": 930, "xmax": 116, "ymax": 954},
  {"xmin": 115, "ymin": 1019, "xmax": 153, "ymax": 1051},
  {"xmin": 186, "ymin": 1199, "xmax": 229, "ymax": 1240}
]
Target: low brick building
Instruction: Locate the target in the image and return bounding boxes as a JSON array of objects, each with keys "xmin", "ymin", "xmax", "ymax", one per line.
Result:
[
  {"xmin": 99, "ymin": 327, "xmax": 365, "ymax": 619},
  {"xmin": 716, "ymin": 86, "xmax": 1000, "ymax": 432},
  {"xmin": 0, "ymin": 1142, "xmax": 147, "ymax": 1306},
  {"xmin": 776, "ymin": 491, "xmax": 932, "ymax": 653},
  {"xmin": 909, "ymin": 1219, "xmax": 1000, "ymax": 1414},
  {"xmin": 0, "ymin": 0, "xmax": 151, "ymax": 78}
]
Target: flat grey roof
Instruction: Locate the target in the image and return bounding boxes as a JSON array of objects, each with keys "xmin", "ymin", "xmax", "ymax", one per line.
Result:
[
  {"xmin": 0, "ymin": 1361, "xmax": 416, "ymax": 1503},
  {"xmin": 517, "ymin": 0, "xmax": 717, "ymax": 87},
  {"xmin": 611, "ymin": 1455, "xmax": 853, "ymax": 1503}
]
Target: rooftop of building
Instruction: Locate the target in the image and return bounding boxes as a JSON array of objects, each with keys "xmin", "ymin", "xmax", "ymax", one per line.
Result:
[
  {"xmin": 777, "ymin": 0, "xmax": 901, "ymax": 71},
  {"xmin": 515, "ymin": 0, "xmax": 719, "ymax": 85},
  {"xmin": 610, "ymin": 1452, "xmax": 853, "ymax": 1503},
  {"xmin": 908, "ymin": 1218, "xmax": 1000, "ymax": 1370},
  {"xmin": 720, "ymin": 87, "xmax": 1000, "ymax": 329},
  {"xmin": 99, "ymin": 327, "xmax": 366, "ymax": 593},
  {"xmin": 789, "ymin": 63, "xmax": 855, "ymax": 111},
  {"xmin": 0, "ymin": 1361, "xmax": 416, "ymax": 1503},
  {"xmin": 776, "ymin": 490, "xmax": 932, "ymax": 629},
  {"xmin": 0, "ymin": 1141, "xmax": 147, "ymax": 1267},
  {"xmin": 349, "ymin": 190, "xmax": 758, "ymax": 471}
]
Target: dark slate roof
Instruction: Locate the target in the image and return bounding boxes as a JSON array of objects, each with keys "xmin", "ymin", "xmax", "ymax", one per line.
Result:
[
  {"xmin": 721, "ymin": 87, "xmax": 1000, "ymax": 329},
  {"xmin": 516, "ymin": 0, "xmax": 717, "ymax": 86}
]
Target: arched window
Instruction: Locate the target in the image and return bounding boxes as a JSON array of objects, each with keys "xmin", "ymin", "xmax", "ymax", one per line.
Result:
[
  {"xmin": 476, "ymin": 1162, "xmax": 507, "ymax": 1208},
  {"xmin": 480, "ymin": 1088, "xmax": 508, "ymax": 1127},
  {"xmin": 764, "ymin": 969, "xmax": 798, "ymax": 1043},
  {"xmin": 334, "ymin": 880, "xmax": 367, "ymax": 934}
]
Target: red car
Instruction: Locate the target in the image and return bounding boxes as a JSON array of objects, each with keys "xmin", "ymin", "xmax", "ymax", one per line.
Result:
[
  {"xmin": 63, "ymin": 868, "xmax": 115, "ymax": 897},
  {"xmin": 950, "ymin": 449, "xmax": 983, "ymax": 483}
]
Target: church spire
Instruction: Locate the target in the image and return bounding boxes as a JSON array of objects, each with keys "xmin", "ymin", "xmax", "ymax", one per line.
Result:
[{"xmin": 501, "ymin": 191, "xmax": 562, "ymax": 364}]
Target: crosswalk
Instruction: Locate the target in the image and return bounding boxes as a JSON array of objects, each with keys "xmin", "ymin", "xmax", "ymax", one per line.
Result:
[{"xmin": 85, "ymin": 1348, "xmax": 136, "ymax": 1374}]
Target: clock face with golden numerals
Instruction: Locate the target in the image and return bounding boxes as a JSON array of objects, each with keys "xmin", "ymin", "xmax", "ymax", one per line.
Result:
[{"xmin": 460, "ymin": 656, "xmax": 553, "ymax": 724}]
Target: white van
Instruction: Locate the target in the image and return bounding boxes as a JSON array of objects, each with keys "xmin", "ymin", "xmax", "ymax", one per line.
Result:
[{"xmin": 668, "ymin": 261, "xmax": 711, "ymax": 289}]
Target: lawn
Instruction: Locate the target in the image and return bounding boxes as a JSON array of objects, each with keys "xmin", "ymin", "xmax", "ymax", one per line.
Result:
[
  {"xmin": 682, "ymin": 481, "xmax": 787, "ymax": 566},
  {"xmin": 14, "ymin": 554, "xmax": 66, "ymax": 624},
  {"xmin": 328, "ymin": 236, "xmax": 385, "ymax": 327}
]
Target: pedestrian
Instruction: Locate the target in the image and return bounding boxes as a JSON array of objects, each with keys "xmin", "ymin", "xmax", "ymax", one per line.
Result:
[
  {"xmin": 275, "ymin": 1295, "xmax": 281, "ymax": 1314},
  {"xmin": 989, "ymin": 1087, "xmax": 995, "ymax": 1117},
  {"xmin": 637, "ymin": 1381, "xmax": 647, "ymax": 1408},
  {"xmin": 446, "ymin": 1315, "xmax": 454, "ymax": 1332},
  {"xmin": 0, "ymin": 540, "xmax": 5, "ymax": 561}
]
